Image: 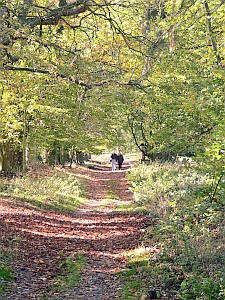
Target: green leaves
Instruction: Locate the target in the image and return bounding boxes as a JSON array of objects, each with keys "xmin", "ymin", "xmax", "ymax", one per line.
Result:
[
  {"xmin": 125, "ymin": 161, "xmax": 225, "ymax": 299},
  {"xmin": 55, "ymin": 253, "xmax": 86, "ymax": 291},
  {"xmin": 1, "ymin": 0, "xmax": 225, "ymax": 173}
]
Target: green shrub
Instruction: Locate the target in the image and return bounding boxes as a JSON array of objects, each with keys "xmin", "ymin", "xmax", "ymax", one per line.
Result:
[{"xmin": 120, "ymin": 161, "xmax": 225, "ymax": 299}]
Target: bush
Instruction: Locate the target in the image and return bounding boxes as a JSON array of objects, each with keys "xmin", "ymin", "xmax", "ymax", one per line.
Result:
[{"xmin": 120, "ymin": 162, "xmax": 225, "ymax": 299}]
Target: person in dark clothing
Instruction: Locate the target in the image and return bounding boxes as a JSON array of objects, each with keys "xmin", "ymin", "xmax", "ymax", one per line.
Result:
[
  {"xmin": 117, "ymin": 150, "xmax": 124, "ymax": 170},
  {"xmin": 111, "ymin": 151, "xmax": 117, "ymax": 171}
]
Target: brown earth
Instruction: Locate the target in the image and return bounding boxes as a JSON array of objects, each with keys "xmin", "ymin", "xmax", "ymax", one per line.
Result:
[{"xmin": 0, "ymin": 155, "xmax": 153, "ymax": 300}]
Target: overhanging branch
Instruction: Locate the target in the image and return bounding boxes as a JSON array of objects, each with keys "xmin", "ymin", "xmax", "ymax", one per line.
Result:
[
  {"xmin": 2, "ymin": 65, "xmax": 153, "ymax": 91},
  {"xmin": 2, "ymin": 65, "xmax": 124, "ymax": 89},
  {"xmin": 2, "ymin": 65, "xmax": 92, "ymax": 88},
  {"xmin": 27, "ymin": 0, "xmax": 92, "ymax": 27}
]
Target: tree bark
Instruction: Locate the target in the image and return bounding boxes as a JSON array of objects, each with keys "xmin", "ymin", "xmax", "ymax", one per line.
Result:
[{"xmin": 204, "ymin": 0, "xmax": 222, "ymax": 65}]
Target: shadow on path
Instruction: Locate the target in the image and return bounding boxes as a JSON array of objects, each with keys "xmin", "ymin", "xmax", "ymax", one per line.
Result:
[{"xmin": 1, "ymin": 158, "xmax": 153, "ymax": 300}]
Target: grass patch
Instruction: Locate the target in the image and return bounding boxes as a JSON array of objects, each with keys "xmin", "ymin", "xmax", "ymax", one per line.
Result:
[
  {"xmin": 108, "ymin": 179, "xmax": 117, "ymax": 185},
  {"xmin": 0, "ymin": 168, "xmax": 86, "ymax": 213},
  {"xmin": 114, "ymin": 202, "xmax": 148, "ymax": 215},
  {"xmin": 96, "ymin": 187, "xmax": 120, "ymax": 210},
  {"xmin": 54, "ymin": 253, "xmax": 86, "ymax": 291},
  {"xmin": 0, "ymin": 265, "xmax": 13, "ymax": 294},
  {"xmin": 119, "ymin": 279, "xmax": 144, "ymax": 299},
  {"xmin": 114, "ymin": 202, "xmax": 136, "ymax": 213},
  {"xmin": 0, "ymin": 259, "xmax": 14, "ymax": 294},
  {"xmin": 96, "ymin": 192, "xmax": 119, "ymax": 210},
  {"xmin": 0, "ymin": 237, "xmax": 22, "ymax": 295},
  {"xmin": 105, "ymin": 190, "xmax": 119, "ymax": 201}
]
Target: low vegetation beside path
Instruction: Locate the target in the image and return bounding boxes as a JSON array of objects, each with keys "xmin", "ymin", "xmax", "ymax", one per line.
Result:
[{"xmin": 118, "ymin": 161, "xmax": 225, "ymax": 299}]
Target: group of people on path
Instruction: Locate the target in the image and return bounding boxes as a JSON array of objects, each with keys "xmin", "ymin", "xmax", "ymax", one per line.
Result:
[{"xmin": 111, "ymin": 150, "xmax": 124, "ymax": 171}]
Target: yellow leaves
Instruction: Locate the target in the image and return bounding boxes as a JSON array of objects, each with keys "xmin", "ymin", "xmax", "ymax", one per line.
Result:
[{"xmin": 33, "ymin": 258, "xmax": 45, "ymax": 263}]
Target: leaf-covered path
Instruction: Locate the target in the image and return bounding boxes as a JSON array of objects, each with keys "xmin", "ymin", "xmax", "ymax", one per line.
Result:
[{"xmin": 1, "ymin": 156, "xmax": 152, "ymax": 299}]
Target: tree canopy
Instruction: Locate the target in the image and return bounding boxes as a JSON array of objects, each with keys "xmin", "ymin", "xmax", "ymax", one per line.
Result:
[{"xmin": 0, "ymin": 0, "xmax": 225, "ymax": 173}]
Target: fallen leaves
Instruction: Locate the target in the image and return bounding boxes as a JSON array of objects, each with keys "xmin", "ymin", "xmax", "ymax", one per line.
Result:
[{"xmin": 1, "ymin": 161, "xmax": 153, "ymax": 299}]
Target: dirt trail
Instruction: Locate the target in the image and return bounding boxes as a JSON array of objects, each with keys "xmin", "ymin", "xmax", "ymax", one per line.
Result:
[{"xmin": 1, "ymin": 156, "xmax": 152, "ymax": 300}]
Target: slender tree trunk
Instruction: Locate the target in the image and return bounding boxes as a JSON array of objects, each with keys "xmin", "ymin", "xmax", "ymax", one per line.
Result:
[
  {"xmin": 204, "ymin": 0, "xmax": 222, "ymax": 65},
  {"xmin": 22, "ymin": 109, "xmax": 27, "ymax": 174}
]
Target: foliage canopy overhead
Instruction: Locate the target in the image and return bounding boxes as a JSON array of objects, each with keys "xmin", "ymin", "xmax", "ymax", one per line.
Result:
[{"xmin": 0, "ymin": 0, "xmax": 225, "ymax": 171}]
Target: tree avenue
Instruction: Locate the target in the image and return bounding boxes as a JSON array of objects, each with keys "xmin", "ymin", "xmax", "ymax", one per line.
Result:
[{"xmin": 0, "ymin": 0, "xmax": 225, "ymax": 174}]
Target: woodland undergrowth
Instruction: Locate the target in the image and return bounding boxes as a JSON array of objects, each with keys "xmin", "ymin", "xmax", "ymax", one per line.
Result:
[{"xmin": 118, "ymin": 160, "xmax": 225, "ymax": 299}]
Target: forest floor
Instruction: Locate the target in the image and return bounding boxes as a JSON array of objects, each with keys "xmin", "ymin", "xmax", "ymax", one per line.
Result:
[{"xmin": 1, "ymin": 154, "xmax": 153, "ymax": 300}]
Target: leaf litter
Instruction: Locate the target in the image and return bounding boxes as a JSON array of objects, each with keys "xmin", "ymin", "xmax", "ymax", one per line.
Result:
[{"xmin": 0, "ymin": 158, "xmax": 153, "ymax": 299}]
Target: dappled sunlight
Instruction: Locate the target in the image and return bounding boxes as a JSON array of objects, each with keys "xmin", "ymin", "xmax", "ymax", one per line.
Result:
[
  {"xmin": 0, "ymin": 158, "xmax": 153, "ymax": 299},
  {"xmin": 124, "ymin": 245, "xmax": 161, "ymax": 263},
  {"xmin": 1, "ymin": 197, "xmax": 148, "ymax": 241},
  {"xmin": 0, "ymin": 185, "xmax": 150, "ymax": 252}
]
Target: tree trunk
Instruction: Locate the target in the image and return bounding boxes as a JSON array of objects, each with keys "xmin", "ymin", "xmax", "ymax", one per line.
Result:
[{"xmin": 0, "ymin": 142, "xmax": 22, "ymax": 176}]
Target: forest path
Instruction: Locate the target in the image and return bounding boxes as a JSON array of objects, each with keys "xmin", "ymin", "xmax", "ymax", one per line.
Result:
[{"xmin": 1, "ymin": 155, "xmax": 152, "ymax": 300}]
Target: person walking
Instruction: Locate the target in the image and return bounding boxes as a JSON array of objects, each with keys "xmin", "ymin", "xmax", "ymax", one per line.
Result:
[
  {"xmin": 117, "ymin": 150, "xmax": 124, "ymax": 170},
  {"xmin": 111, "ymin": 151, "xmax": 117, "ymax": 171}
]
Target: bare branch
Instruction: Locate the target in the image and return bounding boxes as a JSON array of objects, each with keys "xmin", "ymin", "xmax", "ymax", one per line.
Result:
[
  {"xmin": 2, "ymin": 65, "xmax": 92, "ymax": 88},
  {"xmin": 27, "ymin": 0, "xmax": 93, "ymax": 27},
  {"xmin": 2, "ymin": 65, "xmax": 150, "ymax": 91}
]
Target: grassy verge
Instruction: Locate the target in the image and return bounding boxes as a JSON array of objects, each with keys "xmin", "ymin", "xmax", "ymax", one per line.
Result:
[
  {"xmin": 0, "ymin": 166, "xmax": 86, "ymax": 213},
  {"xmin": 117, "ymin": 162, "xmax": 225, "ymax": 299},
  {"xmin": 54, "ymin": 253, "xmax": 86, "ymax": 292}
]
